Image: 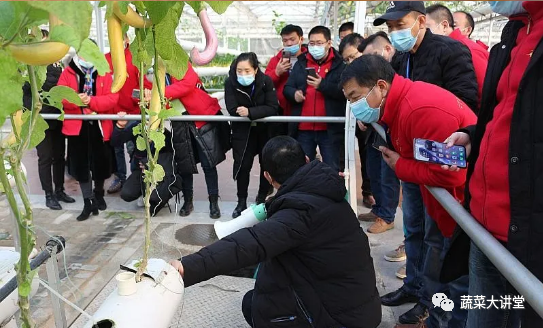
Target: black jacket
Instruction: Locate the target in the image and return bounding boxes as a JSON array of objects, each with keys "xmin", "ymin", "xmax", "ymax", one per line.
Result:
[
  {"xmin": 181, "ymin": 161, "xmax": 381, "ymax": 328},
  {"xmin": 224, "ymin": 65, "xmax": 278, "ymax": 179},
  {"xmin": 392, "ymin": 30, "xmax": 479, "ymax": 113},
  {"xmin": 283, "ymin": 49, "xmax": 347, "ymax": 145},
  {"xmin": 443, "ymin": 19, "xmax": 543, "ymax": 328},
  {"xmin": 22, "ymin": 63, "xmax": 63, "ymax": 129}
]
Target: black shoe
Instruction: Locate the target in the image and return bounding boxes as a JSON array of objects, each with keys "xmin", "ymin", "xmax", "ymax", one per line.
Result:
[
  {"xmin": 209, "ymin": 195, "xmax": 221, "ymax": 219},
  {"xmin": 45, "ymin": 192, "xmax": 62, "ymax": 210},
  {"xmin": 399, "ymin": 302, "xmax": 429, "ymax": 324},
  {"xmin": 232, "ymin": 198, "xmax": 247, "ymax": 218},
  {"xmin": 381, "ymin": 286, "xmax": 419, "ymax": 307},
  {"xmin": 94, "ymin": 189, "xmax": 107, "ymax": 211},
  {"xmin": 178, "ymin": 193, "xmax": 194, "ymax": 217},
  {"xmin": 77, "ymin": 198, "xmax": 99, "ymax": 221},
  {"xmin": 55, "ymin": 190, "xmax": 75, "ymax": 203}
]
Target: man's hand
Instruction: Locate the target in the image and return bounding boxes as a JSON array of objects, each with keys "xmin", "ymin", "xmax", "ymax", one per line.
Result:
[
  {"xmin": 78, "ymin": 93, "xmax": 91, "ymax": 106},
  {"xmin": 169, "ymin": 260, "xmax": 184, "ymax": 277},
  {"xmin": 379, "ymin": 146, "xmax": 400, "ymax": 171},
  {"xmin": 144, "ymin": 89, "xmax": 152, "ymax": 102},
  {"xmin": 307, "ymin": 75, "xmax": 322, "ymax": 89},
  {"xmin": 116, "ymin": 111, "xmax": 128, "ymax": 129},
  {"xmin": 357, "ymin": 121, "xmax": 367, "ymax": 131},
  {"xmin": 294, "ymin": 90, "xmax": 305, "ymax": 103},
  {"xmin": 275, "ymin": 59, "xmax": 292, "ymax": 77},
  {"xmin": 236, "ymin": 106, "xmax": 249, "ymax": 117},
  {"xmin": 441, "ymin": 132, "xmax": 471, "ymax": 172}
]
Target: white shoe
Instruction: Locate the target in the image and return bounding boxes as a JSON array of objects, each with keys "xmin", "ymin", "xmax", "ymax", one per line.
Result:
[{"xmin": 137, "ymin": 197, "xmax": 144, "ymax": 207}]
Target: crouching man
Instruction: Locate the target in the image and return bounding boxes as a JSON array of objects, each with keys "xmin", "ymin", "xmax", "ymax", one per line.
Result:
[{"xmin": 170, "ymin": 136, "xmax": 381, "ymax": 328}]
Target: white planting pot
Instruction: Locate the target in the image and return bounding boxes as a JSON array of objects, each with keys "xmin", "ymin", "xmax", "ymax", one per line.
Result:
[
  {"xmin": 0, "ymin": 248, "xmax": 40, "ymax": 324},
  {"xmin": 214, "ymin": 203, "xmax": 267, "ymax": 239},
  {"xmin": 84, "ymin": 259, "xmax": 184, "ymax": 328}
]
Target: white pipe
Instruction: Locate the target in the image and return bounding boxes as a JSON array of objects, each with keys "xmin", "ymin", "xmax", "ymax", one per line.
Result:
[
  {"xmin": 83, "ymin": 259, "xmax": 184, "ymax": 328},
  {"xmin": 214, "ymin": 204, "xmax": 266, "ymax": 239}
]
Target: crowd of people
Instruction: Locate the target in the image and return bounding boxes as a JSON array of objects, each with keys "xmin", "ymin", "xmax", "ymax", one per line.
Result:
[{"xmin": 24, "ymin": 1, "xmax": 543, "ymax": 327}]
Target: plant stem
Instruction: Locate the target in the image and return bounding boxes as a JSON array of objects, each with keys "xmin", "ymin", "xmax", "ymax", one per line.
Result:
[{"xmin": 18, "ymin": 66, "xmax": 42, "ymax": 153}]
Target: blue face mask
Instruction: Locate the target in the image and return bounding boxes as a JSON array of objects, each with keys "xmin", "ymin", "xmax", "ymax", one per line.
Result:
[
  {"xmin": 488, "ymin": 1, "xmax": 526, "ymax": 17},
  {"xmin": 79, "ymin": 58, "xmax": 94, "ymax": 69},
  {"xmin": 389, "ymin": 19, "xmax": 420, "ymax": 52},
  {"xmin": 283, "ymin": 43, "xmax": 300, "ymax": 55},
  {"xmin": 308, "ymin": 45, "xmax": 326, "ymax": 60},
  {"xmin": 349, "ymin": 85, "xmax": 383, "ymax": 124},
  {"xmin": 237, "ymin": 74, "xmax": 255, "ymax": 86}
]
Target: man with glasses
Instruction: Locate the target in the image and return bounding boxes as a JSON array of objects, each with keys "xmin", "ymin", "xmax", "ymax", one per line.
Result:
[{"xmin": 284, "ymin": 25, "xmax": 346, "ymax": 173}]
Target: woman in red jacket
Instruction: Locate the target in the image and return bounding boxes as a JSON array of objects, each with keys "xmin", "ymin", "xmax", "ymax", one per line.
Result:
[{"xmin": 58, "ymin": 49, "xmax": 119, "ymax": 221}]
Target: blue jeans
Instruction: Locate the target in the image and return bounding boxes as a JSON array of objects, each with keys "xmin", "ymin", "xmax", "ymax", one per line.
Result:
[
  {"xmin": 181, "ymin": 141, "xmax": 219, "ymax": 196},
  {"xmin": 421, "ymin": 212, "xmax": 469, "ymax": 328},
  {"xmin": 402, "ymin": 181, "xmax": 427, "ymax": 298},
  {"xmin": 366, "ymin": 145, "xmax": 400, "ymax": 223},
  {"xmin": 114, "ymin": 144, "xmax": 127, "ymax": 182},
  {"xmin": 467, "ymin": 242, "xmax": 521, "ymax": 328},
  {"xmin": 297, "ymin": 130, "xmax": 339, "ymax": 172}
]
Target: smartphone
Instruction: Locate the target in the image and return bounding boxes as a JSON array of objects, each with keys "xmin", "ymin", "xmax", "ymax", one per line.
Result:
[
  {"xmin": 305, "ymin": 67, "xmax": 317, "ymax": 78},
  {"xmin": 282, "ymin": 50, "xmax": 291, "ymax": 62},
  {"xmin": 132, "ymin": 89, "xmax": 140, "ymax": 99},
  {"xmin": 372, "ymin": 132, "xmax": 388, "ymax": 150},
  {"xmin": 413, "ymin": 138, "xmax": 467, "ymax": 168}
]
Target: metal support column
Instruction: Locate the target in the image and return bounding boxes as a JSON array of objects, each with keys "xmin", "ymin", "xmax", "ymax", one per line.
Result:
[
  {"xmin": 94, "ymin": 1, "xmax": 105, "ymax": 53},
  {"xmin": 46, "ymin": 248, "xmax": 67, "ymax": 328}
]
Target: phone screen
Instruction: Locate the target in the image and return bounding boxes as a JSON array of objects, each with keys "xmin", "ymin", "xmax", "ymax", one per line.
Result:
[
  {"xmin": 372, "ymin": 132, "xmax": 387, "ymax": 150},
  {"xmin": 305, "ymin": 67, "xmax": 317, "ymax": 78},
  {"xmin": 413, "ymin": 138, "xmax": 467, "ymax": 168},
  {"xmin": 282, "ymin": 50, "xmax": 291, "ymax": 61},
  {"xmin": 132, "ymin": 89, "xmax": 140, "ymax": 99}
]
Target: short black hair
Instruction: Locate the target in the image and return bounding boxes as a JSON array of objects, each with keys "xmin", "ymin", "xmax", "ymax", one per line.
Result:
[
  {"xmin": 341, "ymin": 54, "xmax": 395, "ymax": 88},
  {"xmin": 280, "ymin": 24, "xmax": 303, "ymax": 37},
  {"xmin": 426, "ymin": 4, "xmax": 454, "ymax": 29},
  {"xmin": 358, "ymin": 31, "xmax": 391, "ymax": 53},
  {"xmin": 455, "ymin": 10, "xmax": 475, "ymax": 37},
  {"xmin": 339, "ymin": 22, "xmax": 354, "ymax": 34},
  {"xmin": 234, "ymin": 52, "xmax": 259, "ymax": 70},
  {"xmin": 339, "ymin": 33, "xmax": 363, "ymax": 55},
  {"xmin": 41, "ymin": 29, "xmax": 49, "ymax": 38},
  {"xmin": 308, "ymin": 25, "xmax": 331, "ymax": 41},
  {"xmin": 262, "ymin": 136, "xmax": 306, "ymax": 184}
]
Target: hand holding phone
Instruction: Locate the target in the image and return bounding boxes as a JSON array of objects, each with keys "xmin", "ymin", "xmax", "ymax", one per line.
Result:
[
  {"xmin": 132, "ymin": 89, "xmax": 141, "ymax": 99},
  {"xmin": 413, "ymin": 138, "xmax": 467, "ymax": 168},
  {"xmin": 305, "ymin": 67, "xmax": 317, "ymax": 78},
  {"xmin": 282, "ymin": 50, "xmax": 291, "ymax": 62}
]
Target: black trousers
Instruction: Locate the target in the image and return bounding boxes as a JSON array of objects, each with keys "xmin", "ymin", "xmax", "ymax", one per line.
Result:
[
  {"xmin": 357, "ymin": 128, "xmax": 372, "ymax": 196},
  {"xmin": 36, "ymin": 124, "xmax": 66, "ymax": 193},
  {"xmin": 242, "ymin": 289, "xmax": 254, "ymax": 327},
  {"xmin": 234, "ymin": 127, "xmax": 272, "ymax": 199}
]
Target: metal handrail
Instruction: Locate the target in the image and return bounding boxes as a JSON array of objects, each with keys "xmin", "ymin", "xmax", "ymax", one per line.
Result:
[{"xmin": 370, "ymin": 123, "xmax": 543, "ymax": 318}]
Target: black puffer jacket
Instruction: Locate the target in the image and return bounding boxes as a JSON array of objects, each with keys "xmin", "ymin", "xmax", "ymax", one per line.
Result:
[
  {"xmin": 392, "ymin": 30, "xmax": 479, "ymax": 113},
  {"xmin": 283, "ymin": 48, "xmax": 347, "ymax": 145},
  {"xmin": 224, "ymin": 64, "xmax": 278, "ymax": 179},
  {"xmin": 22, "ymin": 63, "xmax": 63, "ymax": 129},
  {"xmin": 443, "ymin": 17, "xmax": 543, "ymax": 328},
  {"xmin": 181, "ymin": 161, "xmax": 381, "ymax": 328}
]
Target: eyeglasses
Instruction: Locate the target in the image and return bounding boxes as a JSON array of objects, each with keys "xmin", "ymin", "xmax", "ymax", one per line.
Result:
[{"xmin": 308, "ymin": 41, "xmax": 328, "ymax": 46}]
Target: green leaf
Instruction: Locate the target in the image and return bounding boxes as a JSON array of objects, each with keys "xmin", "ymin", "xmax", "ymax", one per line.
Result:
[
  {"xmin": 49, "ymin": 25, "xmax": 81, "ymax": 50},
  {"xmin": 132, "ymin": 123, "xmax": 142, "ymax": 136},
  {"xmin": 27, "ymin": 113, "xmax": 48, "ymax": 149},
  {"xmin": 152, "ymin": 163, "xmax": 165, "ymax": 183},
  {"xmin": 144, "ymin": 1, "xmax": 176, "ymax": 25},
  {"xmin": 133, "ymin": 1, "xmax": 147, "ymax": 14},
  {"xmin": 205, "ymin": 1, "xmax": 233, "ymax": 14},
  {"xmin": 46, "ymin": 86, "xmax": 83, "ymax": 110},
  {"xmin": 158, "ymin": 108, "xmax": 181, "ymax": 119},
  {"xmin": 27, "ymin": 1, "xmax": 93, "ymax": 46},
  {"xmin": 186, "ymin": 1, "xmax": 202, "ymax": 13},
  {"xmin": 117, "ymin": 1, "xmax": 130, "ymax": 15},
  {"xmin": 149, "ymin": 130, "xmax": 165, "ymax": 152},
  {"xmin": 136, "ymin": 136, "xmax": 146, "ymax": 151},
  {"xmin": 130, "ymin": 28, "xmax": 153, "ymax": 68},
  {"xmin": 154, "ymin": 2, "xmax": 189, "ymax": 78},
  {"xmin": 35, "ymin": 66, "xmax": 47, "ymax": 92},
  {"xmin": 0, "ymin": 2, "xmax": 48, "ymax": 41},
  {"xmin": 0, "ymin": 49, "xmax": 23, "ymax": 121},
  {"xmin": 78, "ymin": 39, "xmax": 110, "ymax": 76}
]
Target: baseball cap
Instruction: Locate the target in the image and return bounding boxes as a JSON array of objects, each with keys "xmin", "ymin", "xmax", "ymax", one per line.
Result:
[{"xmin": 373, "ymin": 1, "xmax": 426, "ymax": 26}]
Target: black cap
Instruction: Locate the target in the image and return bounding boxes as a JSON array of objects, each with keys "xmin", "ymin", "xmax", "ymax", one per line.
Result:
[{"xmin": 373, "ymin": 1, "xmax": 426, "ymax": 26}]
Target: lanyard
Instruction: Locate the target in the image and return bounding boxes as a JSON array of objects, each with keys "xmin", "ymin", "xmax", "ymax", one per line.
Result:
[
  {"xmin": 250, "ymin": 84, "xmax": 255, "ymax": 98},
  {"xmin": 406, "ymin": 55, "xmax": 411, "ymax": 79}
]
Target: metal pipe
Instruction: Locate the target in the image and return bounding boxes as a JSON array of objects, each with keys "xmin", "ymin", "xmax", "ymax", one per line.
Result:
[
  {"xmin": 426, "ymin": 187, "xmax": 543, "ymax": 318},
  {"xmin": 40, "ymin": 114, "xmax": 346, "ymax": 123}
]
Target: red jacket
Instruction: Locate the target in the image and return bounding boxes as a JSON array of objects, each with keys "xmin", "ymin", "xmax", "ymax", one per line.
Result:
[
  {"xmin": 265, "ymin": 46, "xmax": 306, "ymax": 116},
  {"xmin": 475, "ymin": 40, "xmax": 489, "ymax": 51},
  {"xmin": 382, "ymin": 75, "xmax": 477, "ymax": 237},
  {"xmin": 164, "ymin": 63, "xmax": 221, "ymax": 129},
  {"xmin": 105, "ymin": 48, "xmax": 150, "ymax": 114},
  {"xmin": 299, "ymin": 51, "xmax": 334, "ymax": 131},
  {"xmin": 469, "ymin": 6, "xmax": 543, "ymax": 242},
  {"xmin": 58, "ymin": 64, "xmax": 119, "ymax": 141},
  {"xmin": 449, "ymin": 29, "xmax": 489, "ymax": 107}
]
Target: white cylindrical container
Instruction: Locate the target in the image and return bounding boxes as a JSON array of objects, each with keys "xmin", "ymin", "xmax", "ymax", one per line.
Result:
[
  {"xmin": 84, "ymin": 259, "xmax": 184, "ymax": 328},
  {"xmin": 115, "ymin": 272, "xmax": 136, "ymax": 296},
  {"xmin": 214, "ymin": 203, "xmax": 267, "ymax": 239}
]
